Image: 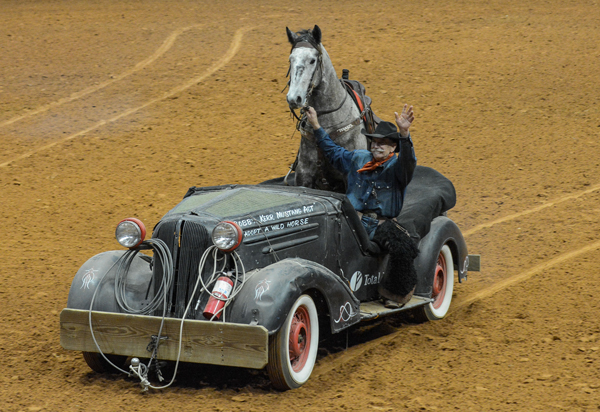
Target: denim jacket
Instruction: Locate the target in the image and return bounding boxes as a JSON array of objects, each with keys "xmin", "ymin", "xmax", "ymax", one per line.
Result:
[{"xmin": 314, "ymin": 127, "xmax": 417, "ymax": 218}]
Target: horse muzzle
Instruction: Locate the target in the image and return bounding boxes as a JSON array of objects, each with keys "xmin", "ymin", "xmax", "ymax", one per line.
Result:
[{"xmin": 287, "ymin": 93, "xmax": 306, "ymax": 110}]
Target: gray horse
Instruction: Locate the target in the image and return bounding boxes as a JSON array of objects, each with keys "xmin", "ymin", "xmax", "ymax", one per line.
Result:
[{"xmin": 286, "ymin": 25, "xmax": 368, "ymax": 192}]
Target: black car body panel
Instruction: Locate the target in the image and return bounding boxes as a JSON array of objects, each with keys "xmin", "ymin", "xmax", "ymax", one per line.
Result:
[
  {"xmin": 224, "ymin": 258, "xmax": 361, "ymax": 334},
  {"xmin": 60, "ymin": 166, "xmax": 477, "ymax": 376}
]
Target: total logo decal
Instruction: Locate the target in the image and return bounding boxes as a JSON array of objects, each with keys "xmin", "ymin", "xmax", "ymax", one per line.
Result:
[{"xmin": 349, "ymin": 271, "xmax": 381, "ymax": 292}]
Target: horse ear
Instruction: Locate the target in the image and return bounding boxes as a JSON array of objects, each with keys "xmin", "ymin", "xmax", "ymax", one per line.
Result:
[
  {"xmin": 312, "ymin": 25, "xmax": 322, "ymax": 44},
  {"xmin": 286, "ymin": 27, "xmax": 297, "ymax": 45}
]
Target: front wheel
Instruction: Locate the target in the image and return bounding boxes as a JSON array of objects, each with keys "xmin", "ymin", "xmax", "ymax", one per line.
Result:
[
  {"xmin": 416, "ymin": 244, "xmax": 454, "ymax": 321},
  {"xmin": 267, "ymin": 294, "xmax": 319, "ymax": 390},
  {"xmin": 82, "ymin": 352, "xmax": 127, "ymax": 373}
]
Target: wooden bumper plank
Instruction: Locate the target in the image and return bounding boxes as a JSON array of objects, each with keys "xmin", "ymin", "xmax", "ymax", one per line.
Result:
[{"xmin": 60, "ymin": 309, "xmax": 268, "ymax": 369}]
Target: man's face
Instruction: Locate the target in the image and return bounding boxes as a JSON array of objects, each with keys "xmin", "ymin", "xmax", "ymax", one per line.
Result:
[{"xmin": 370, "ymin": 137, "xmax": 397, "ymax": 162}]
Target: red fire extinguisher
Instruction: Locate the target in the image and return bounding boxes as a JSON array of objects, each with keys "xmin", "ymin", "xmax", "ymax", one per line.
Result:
[{"xmin": 203, "ymin": 275, "xmax": 234, "ymax": 320}]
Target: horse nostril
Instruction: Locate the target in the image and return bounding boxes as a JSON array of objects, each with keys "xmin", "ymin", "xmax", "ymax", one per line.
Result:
[{"xmin": 296, "ymin": 96, "xmax": 302, "ymax": 104}]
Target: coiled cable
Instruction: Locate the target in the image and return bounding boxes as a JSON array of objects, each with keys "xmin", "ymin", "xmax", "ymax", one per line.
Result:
[
  {"xmin": 88, "ymin": 238, "xmax": 173, "ymax": 377},
  {"xmin": 114, "ymin": 238, "xmax": 173, "ymax": 315},
  {"xmin": 88, "ymin": 241, "xmax": 250, "ymax": 391}
]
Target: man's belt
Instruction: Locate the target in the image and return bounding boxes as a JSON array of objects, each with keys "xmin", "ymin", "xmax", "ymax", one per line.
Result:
[
  {"xmin": 362, "ymin": 211, "xmax": 379, "ymax": 220},
  {"xmin": 359, "ymin": 210, "xmax": 391, "ymax": 221},
  {"xmin": 359, "ymin": 211, "xmax": 409, "ymax": 236}
]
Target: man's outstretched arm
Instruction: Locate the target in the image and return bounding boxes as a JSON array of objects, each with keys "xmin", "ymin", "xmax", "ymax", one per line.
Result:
[{"xmin": 306, "ymin": 106, "xmax": 354, "ymax": 173}]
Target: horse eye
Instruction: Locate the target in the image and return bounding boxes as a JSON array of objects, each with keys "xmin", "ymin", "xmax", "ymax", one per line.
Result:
[{"xmin": 310, "ymin": 59, "xmax": 316, "ymax": 64}]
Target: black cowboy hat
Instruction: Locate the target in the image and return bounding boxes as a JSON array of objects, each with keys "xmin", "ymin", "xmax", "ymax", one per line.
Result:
[{"xmin": 361, "ymin": 121, "xmax": 401, "ymax": 152}]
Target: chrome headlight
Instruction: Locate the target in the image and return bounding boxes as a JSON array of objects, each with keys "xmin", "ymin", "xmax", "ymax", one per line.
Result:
[
  {"xmin": 115, "ymin": 218, "xmax": 146, "ymax": 248},
  {"xmin": 212, "ymin": 221, "xmax": 243, "ymax": 252}
]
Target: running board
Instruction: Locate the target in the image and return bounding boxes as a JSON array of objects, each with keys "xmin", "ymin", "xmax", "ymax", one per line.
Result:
[{"xmin": 359, "ymin": 295, "xmax": 432, "ymax": 321}]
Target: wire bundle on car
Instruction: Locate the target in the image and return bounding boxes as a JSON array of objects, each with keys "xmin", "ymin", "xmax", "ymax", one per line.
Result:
[
  {"xmin": 87, "ymin": 238, "xmax": 174, "ymax": 381},
  {"xmin": 114, "ymin": 238, "xmax": 174, "ymax": 316},
  {"xmin": 88, "ymin": 239, "xmax": 249, "ymax": 391}
]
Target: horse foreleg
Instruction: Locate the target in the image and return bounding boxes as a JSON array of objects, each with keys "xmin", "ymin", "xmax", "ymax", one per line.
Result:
[
  {"xmin": 295, "ymin": 160, "xmax": 317, "ymax": 188},
  {"xmin": 295, "ymin": 141, "xmax": 319, "ymax": 188}
]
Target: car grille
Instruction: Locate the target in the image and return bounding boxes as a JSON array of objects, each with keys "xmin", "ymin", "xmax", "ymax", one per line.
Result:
[{"xmin": 152, "ymin": 218, "xmax": 211, "ymax": 318}]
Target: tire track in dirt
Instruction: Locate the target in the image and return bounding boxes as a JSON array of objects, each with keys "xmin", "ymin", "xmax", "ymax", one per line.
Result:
[
  {"xmin": 0, "ymin": 26, "xmax": 253, "ymax": 169},
  {"xmin": 463, "ymin": 182, "xmax": 600, "ymax": 237},
  {"xmin": 0, "ymin": 24, "xmax": 203, "ymax": 129},
  {"xmin": 453, "ymin": 185, "xmax": 600, "ymax": 307},
  {"xmin": 451, "ymin": 239, "xmax": 600, "ymax": 313},
  {"xmin": 312, "ymin": 240, "xmax": 600, "ymax": 382}
]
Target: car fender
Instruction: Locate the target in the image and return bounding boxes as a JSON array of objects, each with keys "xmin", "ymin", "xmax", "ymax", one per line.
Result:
[
  {"xmin": 226, "ymin": 258, "xmax": 360, "ymax": 334},
  {"xmin": 66, "ymin": 250, "xmax": 153, "ymax": 313},
  {"xmin": 414, "ymin": 216, "xmax": 469, "ymax": 297}
]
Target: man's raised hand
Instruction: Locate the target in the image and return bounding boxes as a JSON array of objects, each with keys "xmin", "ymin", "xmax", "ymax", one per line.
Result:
[{"xmin": 394, "ymin": 104, "xmax": 414, "ymax": 137}]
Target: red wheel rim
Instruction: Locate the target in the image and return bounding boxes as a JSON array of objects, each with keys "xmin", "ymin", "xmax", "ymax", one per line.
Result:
[
  {"xmin": 432, "ymin": 251, "xmax": 447, "ymax": 309},
  {"xmin": 288, "ymin": 305, "xmax": 311, "ymax": 372}
]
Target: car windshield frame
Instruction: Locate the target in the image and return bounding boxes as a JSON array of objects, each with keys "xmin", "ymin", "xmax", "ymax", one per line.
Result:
[{"xmin": 168, "ymin": 187, "xmax": 310, "ymax": 218}]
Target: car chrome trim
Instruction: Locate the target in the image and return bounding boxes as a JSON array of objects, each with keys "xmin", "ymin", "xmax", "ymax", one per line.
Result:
[{"xmin": 260, "ymin": 235, "xmax": 320, "ymax": 254}]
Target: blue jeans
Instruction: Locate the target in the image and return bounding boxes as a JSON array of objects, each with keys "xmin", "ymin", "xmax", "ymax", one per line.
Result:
[{"xmin": 361, "ymin": 215, "xmax": 379, "ymax": 240}]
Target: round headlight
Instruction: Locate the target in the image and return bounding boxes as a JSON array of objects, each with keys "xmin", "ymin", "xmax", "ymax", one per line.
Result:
[
  {"xmin": 115, "ymin": 218, "xmax": 146, "ymax": 248},
  {"xmin": 212, "ymin": 221, "xmax": 243, "ymax": 252}
]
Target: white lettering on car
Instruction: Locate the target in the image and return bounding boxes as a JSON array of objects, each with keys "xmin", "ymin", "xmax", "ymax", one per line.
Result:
[
  {"xmin": 236, "ymin": 204, "xmax": 316, "ymax": 230},
  {"xmin": 364, "ymin": 273, "xmax": 381, "ymax": 286},
  {"xmin": 243, "ymin": 219, "xmax": 310, "ymax": 237},
  {"xmin": 286, "ymin": 218, "xmax": 309, "ymax": 228},
  {"xmin": 275, "ymin": 208, "xmax": 303, "ymax": 219},
  {"xmin": 243, "ymin": 228, "xmax": 262, "ymax": 237},
  {"xmin": 234, "ymin": 219, "xmax": 254, "ymax": 228},
  {"xmin": 259, "ymin": 214, "xmax": 274, "ymax": 223}
]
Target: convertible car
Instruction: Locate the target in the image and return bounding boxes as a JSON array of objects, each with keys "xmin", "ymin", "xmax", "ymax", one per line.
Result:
[{"xmin": 59, "ymin": 166, "xmax": 479, "ymax": 390}]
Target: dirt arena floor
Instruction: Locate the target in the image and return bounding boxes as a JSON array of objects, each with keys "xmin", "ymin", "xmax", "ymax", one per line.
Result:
[{"xmin": 1, "ymin": 0, "xmax": 600, "ymax": 410}]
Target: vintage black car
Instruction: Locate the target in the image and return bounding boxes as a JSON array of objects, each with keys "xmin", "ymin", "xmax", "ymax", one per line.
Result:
[{"xmin": 59, "ymin": 166, "xmax": 479, "ymax": 390}]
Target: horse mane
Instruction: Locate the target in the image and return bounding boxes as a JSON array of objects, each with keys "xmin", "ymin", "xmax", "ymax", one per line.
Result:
[{"xmin": 294, "ymin": 29, "xmax": 314, "ymax": 41}]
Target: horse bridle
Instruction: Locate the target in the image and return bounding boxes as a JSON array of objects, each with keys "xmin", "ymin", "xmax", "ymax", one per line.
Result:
[
  {"xmin": 283, "ymin": 35, "xmax": 356, "ymax": 187},
  {"xmin": 286, "ymin": 38, "xmax": 348, "ymax": 123},
  {"xmin": 286, "ymin": 40, "xmax": 322, "ymax": 122}
]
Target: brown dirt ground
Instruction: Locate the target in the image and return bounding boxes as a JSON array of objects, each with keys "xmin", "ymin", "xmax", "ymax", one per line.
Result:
[{"xmin": 1, "ymin": 0, "xmax": 600, "ymax": 410}]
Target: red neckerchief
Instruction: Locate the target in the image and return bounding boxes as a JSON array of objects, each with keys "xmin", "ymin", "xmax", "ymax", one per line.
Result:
[{"xmin": 357, "ymin": 153, "xmax": 394, "ymax": 173}]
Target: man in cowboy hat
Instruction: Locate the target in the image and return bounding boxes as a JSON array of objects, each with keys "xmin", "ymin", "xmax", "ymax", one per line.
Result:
[{"xmin": 305, "ymin": 104, "xmax": 419, "ymax": 307}]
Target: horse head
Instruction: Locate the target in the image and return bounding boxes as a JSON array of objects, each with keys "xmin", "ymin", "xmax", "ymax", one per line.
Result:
[
  {"xmin": 284, "ymin": 25, "xmax": 367, "ymax": 192},
  {"xmin": 286, "ymin": 25, "xmax": 323, "ymax": 110}
]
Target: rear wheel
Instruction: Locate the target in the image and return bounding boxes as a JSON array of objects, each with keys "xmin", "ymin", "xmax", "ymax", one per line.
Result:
[
  {"xmin": 267, "ymin": 294, "xmax": 319, "ymax": 390},
  {"xmin": 416, "ymin": 244, "xmax": 454, "ymax": 321},
  {"xmin": 82, "ymin": 352, "xmax": 127, "ymax": 373}
]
